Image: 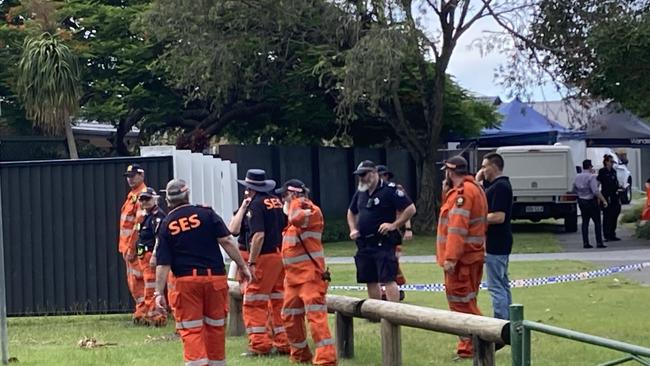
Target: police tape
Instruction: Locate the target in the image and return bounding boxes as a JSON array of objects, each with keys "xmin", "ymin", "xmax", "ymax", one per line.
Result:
[{"xmin": 328, "ymin": 262, "xmax": 650, "ymax": 292}]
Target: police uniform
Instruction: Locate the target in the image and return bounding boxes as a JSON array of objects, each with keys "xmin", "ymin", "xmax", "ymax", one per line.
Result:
[
  {"xmin": 598, "ymin": 167, "xmax": 621, "ymax": 240},
  {"xmin": 242, "ymin": 192, "xmax": 290, "ymax": 355},
  {"xmin": 156, "ymin": 204, "xmax": 231, "ymax": 366},
  {"xmin": 349, "ymin": 180, "xmax": 412, "ymax": 284},
  {"xmin": 136, "ymin": 205, "xmax": 166, "ymax": 325}
]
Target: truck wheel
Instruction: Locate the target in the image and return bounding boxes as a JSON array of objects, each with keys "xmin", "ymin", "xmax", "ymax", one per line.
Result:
[
  {"xmin": 565, "ymin": 212, "xmax": 578, "ymax": 233},
  {"xmin": 620, "ymin": 179, "xmax": 632, "ymax": 205}
]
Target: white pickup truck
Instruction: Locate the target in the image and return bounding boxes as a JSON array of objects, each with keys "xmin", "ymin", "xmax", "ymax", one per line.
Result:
[{"xmin": 497, "ymin": 145, "xmax": 578, "ymax": 232}]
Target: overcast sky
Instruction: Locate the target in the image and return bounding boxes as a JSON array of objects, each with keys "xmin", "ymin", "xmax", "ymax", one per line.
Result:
[{"xmin": 443, "ymin": 17, "xmax": 563, "ymax": 103}]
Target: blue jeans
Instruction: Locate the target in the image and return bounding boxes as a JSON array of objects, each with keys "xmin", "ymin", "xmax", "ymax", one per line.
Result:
[{"xmin": 485, "ymin": 254, "xmax": 512, "ymax": 320}]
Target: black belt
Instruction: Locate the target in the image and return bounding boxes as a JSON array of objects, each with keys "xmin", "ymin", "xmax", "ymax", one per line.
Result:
[{"xmin": 175, "ymin": 268, "xmax": 226, "ymax": 278}]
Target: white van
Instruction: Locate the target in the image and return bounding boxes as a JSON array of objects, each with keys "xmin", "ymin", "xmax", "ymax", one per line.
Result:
[
  {"xmin": 496, "ymin": 145, "xmax": 578, "ymax": 232},
  {"xmin": 586, "ymin": 148, "xmax": 633, "ymax": 204}
]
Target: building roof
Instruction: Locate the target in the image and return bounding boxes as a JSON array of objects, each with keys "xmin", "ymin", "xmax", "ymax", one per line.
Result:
[{"xmin": 72, "ymin": 121, "xmax": 140, "ymax": 137}]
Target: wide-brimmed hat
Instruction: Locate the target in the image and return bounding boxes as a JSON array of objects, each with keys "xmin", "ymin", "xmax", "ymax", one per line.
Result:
[{"xmin": 237, "ymin": 169, "xmax": 276, "ymax": 192}]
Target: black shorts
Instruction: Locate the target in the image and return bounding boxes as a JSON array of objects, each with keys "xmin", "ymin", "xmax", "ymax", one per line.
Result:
[{"xmin": 354, "ymin": 247, "xmax": 398, "ymax": 284}]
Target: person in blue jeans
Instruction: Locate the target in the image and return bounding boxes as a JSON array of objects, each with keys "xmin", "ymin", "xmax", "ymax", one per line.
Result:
[{"xmin": 476, "ymin": 152, "xmax": 513, "ymax": 320}]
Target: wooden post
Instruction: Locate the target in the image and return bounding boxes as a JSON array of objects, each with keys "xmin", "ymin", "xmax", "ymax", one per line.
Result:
[
  {"xmin": 227, "ymin": 295, "xmax": 245, "ymax": 336},
  {"xmin": 472, "ymin": 335, "xmax": 495, "ymax": 366},
  {"xmin": 335, "ymin": 312, "xmax": 354, "ymax": 358},
  {"xmin": 381, "ymin": 319, "xmax": 401, "ymax": 366}
]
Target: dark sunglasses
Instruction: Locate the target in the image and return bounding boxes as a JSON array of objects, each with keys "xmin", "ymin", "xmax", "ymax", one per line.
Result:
[
  {"xmin": 138, "ymin": 196, "xmax": 153, "ymax": 202},
  {"xmin": 358, "ymin": 172, "xmax": 369, "ymax": 178}
]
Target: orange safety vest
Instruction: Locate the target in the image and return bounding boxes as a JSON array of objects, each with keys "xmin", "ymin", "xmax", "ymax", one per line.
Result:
[
  {"xmin": 281, "ymin": 198, "xmax": 326, "ymax": 286},
  {"xmin": 118, "ymin": 182, "xmax": 147, "ymax": 254},
  {"xmin": 436, "ymin": 176, "xmax": 488, "ymax": 265}
]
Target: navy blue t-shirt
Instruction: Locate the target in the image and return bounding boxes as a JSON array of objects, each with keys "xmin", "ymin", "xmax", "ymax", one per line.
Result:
[
  {"xmin": 349, "ymin": 180, "xmax": 412, "ymax": 237},
  {"xmin": 484, "ymin": 177, "xmax": 513, "ymax": 255},
  {"xmin": 156, "ymin": 204, "xmax": 230, "ymax": 276},
  {"xmin": 245, "ymin": 192, "xmax": 285, "ymax": 254}
]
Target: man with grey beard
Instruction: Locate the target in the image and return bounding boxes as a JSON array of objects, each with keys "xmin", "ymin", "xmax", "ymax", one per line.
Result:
[{"xmin": 346, "ymin": 160, "xmax": 417, "ymax": 302}]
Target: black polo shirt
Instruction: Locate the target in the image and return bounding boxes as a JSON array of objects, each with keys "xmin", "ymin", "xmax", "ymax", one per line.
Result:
[
  {"xmin": 156, "ymin": 204, "xmax": 230, "ymax": 276},
  {"xmin": 349, "ymin": 180, "xmax": 412, "ymax": 237},
  {"xmin": 597, "ymin": 167, "xmax": 619, "ymax": 198},
  {"xmin": 245, "ymin": 192, "xmax": 285, "ymax": 254},
  {"xmin": 484, "ymin": 177, "xmax": 513, "ymax": 255}
]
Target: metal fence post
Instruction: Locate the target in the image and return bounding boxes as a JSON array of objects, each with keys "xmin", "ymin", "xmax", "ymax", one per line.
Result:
[
  {"xmin": 523, "ymin": 328, "xmax": 532, "ymax": 366},
  {"xmin": 0, "ymin": 178, "xmax": 8, "ymax": 365},
  {"xmin": 510, "ymin": 304, "xmax": 524, "ymax": 366}
]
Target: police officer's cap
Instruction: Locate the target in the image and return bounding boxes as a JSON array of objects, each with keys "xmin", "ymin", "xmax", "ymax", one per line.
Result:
[
  {"xmin": 376, "ymin": 165, "xmax": 394, "ymax": 179},
  {"xmin": 275, "ymin": 179, "xmax": 307, "ymax": 195},
  {"xmin": 353, "ymin": 160, "xmax": 377, "ymax": 175},
  {"xmin": 124, "ymin": 163, "xmax": 145, "ymax": 177},
  {"xmin": 163, "ymin": 179, "xmax": 190, "ymax": 199},
  {"xmin": 139, "ymin": 187, "xmax": 159, "ymax": 199},
  {"xmin": 441, "ymin": 155, "xmax": 468, "ymax": 174}
]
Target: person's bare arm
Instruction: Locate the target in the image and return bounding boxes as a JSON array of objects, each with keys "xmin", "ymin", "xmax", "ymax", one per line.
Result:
[
  {"xmin": 228, "ymin": 198, "xmax": 251, "ymax": 235},
  {"xmin": 487, "ymin": 212, "xmax": 506, "ymax": 224},
  {"xmin": 218, "ymin": 235, "xmax": 253, "ymax": 282},
  {"xmin": 347, "ymin": 209, "xmax": 360, "ymax": 240},
  {"xmin": 379, "ymin": 204, "xmax": 416, "ymax": 234},
  {"xmin": 248, "ymin": 232, "xmax": 264, "ymax": 264}
]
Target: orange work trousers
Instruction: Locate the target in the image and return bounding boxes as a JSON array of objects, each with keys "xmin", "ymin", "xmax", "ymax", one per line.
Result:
[
  {"xmin": 138, "ymin": 252, "xmax": 167, "ymax": 325},
  {"xmin": 173, "ymin": 273, "xmax": 228, "ymax": 366},
  {"xmin": 282, "ymin": 279, "xmax": 337, "ymax": 366},
  {"xmin": 444, "ymin": 260, "xmax": 483, "ymax": 358},
  {"xmin": 242, "ymin": 251, "xmax": 289, "ymax": 354},
  {"xmin": 124, "ymin": 255, "xmax": 146, "ymax": 318}
]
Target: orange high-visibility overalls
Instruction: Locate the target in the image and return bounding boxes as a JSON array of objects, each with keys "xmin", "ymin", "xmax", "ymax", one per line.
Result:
[
  {"xmin": 119, "ymin": 182, "xmax": 147, "ymax": 319},
  {"xmin": 437, "ymin": 176, "xmax": 488, "ymax": 358},
  {"xmin": 281, "ymin": 198, "xmax": 337, "ymax": 366}
]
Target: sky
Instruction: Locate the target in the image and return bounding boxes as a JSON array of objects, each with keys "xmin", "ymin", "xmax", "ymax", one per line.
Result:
[{"xmin": 443, "ymin": 16, "xmax": 563, "ymax": 103}]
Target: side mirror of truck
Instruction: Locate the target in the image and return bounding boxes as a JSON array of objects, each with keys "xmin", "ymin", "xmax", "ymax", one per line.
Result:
[
  {"xmin": 620, "ymin": 158, "xmax": 629, "ymax": 165},
  {"xmin": 576, "ymin": 166, "xmax": 582, "ymax": 173}
]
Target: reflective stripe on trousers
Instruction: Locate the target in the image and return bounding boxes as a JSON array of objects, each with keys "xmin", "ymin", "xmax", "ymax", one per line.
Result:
[
  {"xmin": 185, "ymin": 358, "xmax": 208, "ymax": 366},
  {"xmin": 446, "ymin": 291, "xmax": 477, "ymax": 303},
  {"xmin": 176, "ymin": 319, "xmax": 204, "ymax": 329},
  {"xmin": 246, "ymin": 326, "xmax": 267, "ymax": 334},
  {"xmin": 204, "ymin": 316, "xmax": 225, "ymax": 327},
  {"xmin": 316, "ymin": 338, "xmax": 335, "ymax": 348},
  {"xmin": 243, "ymin": 294, "xmax": 270, "ymax": 303}
]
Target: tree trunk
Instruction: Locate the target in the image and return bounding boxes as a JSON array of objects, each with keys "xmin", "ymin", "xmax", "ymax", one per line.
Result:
[
  {"xmin": 64, "ymin": 119, "xmax": 79, "ymax": 159},
  {"xmin": 413, "ymin": 155, "xmax": 440, "ymax": 232}
]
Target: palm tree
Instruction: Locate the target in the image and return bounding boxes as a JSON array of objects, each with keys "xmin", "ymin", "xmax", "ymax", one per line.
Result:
[{"xmin": 16, "ymin": 34, "xmax": 81, "ymax": 159}]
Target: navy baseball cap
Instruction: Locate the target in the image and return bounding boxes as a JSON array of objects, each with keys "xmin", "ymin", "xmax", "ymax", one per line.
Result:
[
  {"xmin": 124, "ymin": 163, "xmax": 145, "ymax": 176},
  {"xmin": 275, "ymin": 179, "xmax": 307, "ymax": 195},
  {"xmin": 353, "ymin": 160, "xmax": 377, "ymax": 175}
]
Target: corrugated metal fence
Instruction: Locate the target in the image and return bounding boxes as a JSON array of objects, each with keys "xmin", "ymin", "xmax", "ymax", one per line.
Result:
[
  {"xmin": 0, "ymin": 156, "xmax": 173, "ymax": 315},
  {"xmin": 218, "ymin": 145, "xmax": 417, "ymax": 218}
]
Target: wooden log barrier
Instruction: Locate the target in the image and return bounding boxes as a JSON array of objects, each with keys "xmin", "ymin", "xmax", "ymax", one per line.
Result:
[{"xmin": 227, "ymin": 284, "xmax": 509, "ymax": 365}]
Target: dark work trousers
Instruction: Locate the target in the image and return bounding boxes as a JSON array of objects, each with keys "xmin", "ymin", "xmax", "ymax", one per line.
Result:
[
  {"xmin": 578, "ymin": 198, "xmax": 602, "ymax": 246},
  {"xmin": 602, "ymin": 195, "xmax": 621, "ymax": 239}
]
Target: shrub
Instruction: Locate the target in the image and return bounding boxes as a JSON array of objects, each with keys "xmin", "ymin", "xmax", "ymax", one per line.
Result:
[
  {"xmin": 636, "ymin": 221, "xmax": 650, "ymax": 239},
  {"xmin": 620, "ymin": 204, "xmax": 643, "ymax": 224},
  {"xmin": 323, "ymin": 218, "xmax": 350, "ymax": 243}
]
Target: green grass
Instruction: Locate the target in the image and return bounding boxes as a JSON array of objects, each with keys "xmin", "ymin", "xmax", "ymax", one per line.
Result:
[
  {"xmin": 324, "ymin": 231, "xmax": 561, "ymax": 257},
  {"xmin": 8, "ymin": 261, "xmax": 650, "ymax": 365}
]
